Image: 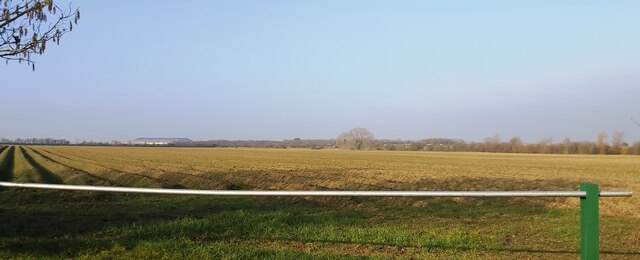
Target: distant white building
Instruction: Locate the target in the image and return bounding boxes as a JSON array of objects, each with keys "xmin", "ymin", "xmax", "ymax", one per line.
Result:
[{"xmin": 132, "ymin": 138, "xmax": 193, "ymax": 145}]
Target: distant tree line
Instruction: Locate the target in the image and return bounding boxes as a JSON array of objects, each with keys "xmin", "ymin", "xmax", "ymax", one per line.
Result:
[
  {"xmin": 0, "ymin": 137, "xmax": 69, "ymax": 145},
  {"xmin": 334, "ymin": 128, "xmax": 640, "ymax": 155},
  {"xmin": 183, "ymin": 139, "xmax": 336, "ymax": 149},
  {"xmin": 3, "ymin": 129, "xmax": 639, "ymax": 155},
  {"xmin": 336, "ymin": 128, "xmax": 374, "ymax": 150}
]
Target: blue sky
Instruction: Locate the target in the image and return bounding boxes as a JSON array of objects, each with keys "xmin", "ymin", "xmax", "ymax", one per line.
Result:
[{"xmin": 2, "ymin": 1, "xmax": 640, "ymax": 143}]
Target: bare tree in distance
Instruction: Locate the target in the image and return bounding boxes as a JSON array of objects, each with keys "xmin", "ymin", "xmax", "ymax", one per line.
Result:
[
  {"xmin": 611, "ymin": 131, "xmax": 625, "ymax": 154},
  {"xmin": 337, "ymin": 128, "xmax": 374, "ymax": 150},
  {"xmin": 1, "ymin": 0, "xmax": 79, "ymax": 70},
  {"xmin": 596, "ymin": 131, "xmax": 608, "ymax": 155},
  {"xmin": 482, "ymin": 134, "xmax": 500, "ymax": 152},
  {"xmin": 508, "ymin": 136, "xmax": 523, "ymax": 153},
  {"xmin": 538, "ymin": 136, "xmax": 553, "ymax": 154},
  {"xmin": 562, "ymin": 137, "xmax": 576, "ymax": 154}
]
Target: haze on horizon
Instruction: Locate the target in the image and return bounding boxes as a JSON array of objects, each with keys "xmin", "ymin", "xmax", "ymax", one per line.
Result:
[{"xmin": 2, "ymin": 1, "xmax": 639, "ymax": 143}]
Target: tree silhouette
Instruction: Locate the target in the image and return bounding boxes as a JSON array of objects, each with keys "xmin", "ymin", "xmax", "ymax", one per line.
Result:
[
  {"xmin": 337, "ymin": 128, "xmax": 375, "ymax": 150},
  {"xmin": 1, "ymin": 0, "xmax": 79, "ymax": 70}
]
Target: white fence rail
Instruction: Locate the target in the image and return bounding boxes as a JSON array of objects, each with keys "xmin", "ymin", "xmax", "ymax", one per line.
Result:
[{"xmin": 0, "ymin": 181, "xmax": 632, "ymax": 197}]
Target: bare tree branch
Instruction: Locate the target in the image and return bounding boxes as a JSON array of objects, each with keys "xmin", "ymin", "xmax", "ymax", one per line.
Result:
[{"xmin": 1, "ymin": 0, "xmax": 79, "ymax": 69}]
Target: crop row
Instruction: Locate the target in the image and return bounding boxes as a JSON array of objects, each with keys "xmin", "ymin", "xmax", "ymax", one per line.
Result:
[
  {"xmin": 1, "ymin": 145, "xmax": 638, "ymax": 218},
  {"xmin": 6, "ymin": 146, "xmax": 266, "ymax": 190}
]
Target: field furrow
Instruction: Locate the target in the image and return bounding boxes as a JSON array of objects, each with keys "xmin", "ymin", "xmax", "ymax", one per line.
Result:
[
  {"xmin": 44, "ymin": 148, "xmax": 319, "ymax": 190},
  {"xmin": 18, "ymin": 147, "xmax": 64, "ymax": 184},
  {"xmin": 12, "ymin": 146, "xmax": 45, "ymax": 183},
  {"xmin": 0, "ymin": 146, "xmax": 15, "ymax": 182},
  {"xmin": 24, "ymin": 147, "xmax": 116, "ymax": 186},
  {"xmin": 26, "ymin": 146, "xmax": 639, "ymax": 218},
  {"xmin": 40, "ymin": 147, "xmax": 250, "ymax": 189},
  {"xmin": 38, "ymin": 147, "xmax": 239, "ymax": 189},
  {"xmin": 42, "ymin": 147, "xmax": 403, "ymax": 191},
  {"xmin": 33, "ymin": 148, "xmax": 164, "ymax": 188}
]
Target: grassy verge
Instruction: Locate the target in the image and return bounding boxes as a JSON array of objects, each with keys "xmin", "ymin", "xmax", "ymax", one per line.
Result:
[{"xmin": 0, "ymin": 189, "xmax": 638, "ymax": 259}]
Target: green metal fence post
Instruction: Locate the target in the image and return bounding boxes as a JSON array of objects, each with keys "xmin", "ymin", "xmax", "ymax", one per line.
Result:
[{"xmin": 580, "ymin": 182, "xmax": 599, "ymax": 260}]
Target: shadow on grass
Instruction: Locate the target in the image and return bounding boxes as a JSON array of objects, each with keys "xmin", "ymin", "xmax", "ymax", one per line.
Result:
[
  {"xmin": 26, "ymin": 147, "xmax": 118, "ymax": 186},
  {"xmin": 19, "ymin": 147, "xmax": 63, "ymax": 184},
  {"xmin": 0, "ymin": 146, "xmax": 14, "ymax": 182},
  {"xmin": 0, "ymin": 177, "xmax": 637, "ymax": 258},
  {"xmin": 34, "ymin": 147, "xmax": 196, "ymax": 189}
]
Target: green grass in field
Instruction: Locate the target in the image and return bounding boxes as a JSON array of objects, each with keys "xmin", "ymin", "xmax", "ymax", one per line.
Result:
[{"xmin": 1, "ymin": 189, "xmax": 639, "ymax": 259}]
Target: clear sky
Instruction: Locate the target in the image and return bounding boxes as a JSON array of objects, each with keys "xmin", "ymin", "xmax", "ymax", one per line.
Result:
[{"xmin": 2, "ymin": 1, "xmax": 640, "ymax": 143}]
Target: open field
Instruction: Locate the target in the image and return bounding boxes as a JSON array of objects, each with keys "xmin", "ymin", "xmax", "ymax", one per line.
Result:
[{"xmin": 0, "ymin": 146, "xmax": 638, "ymax": 259}]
